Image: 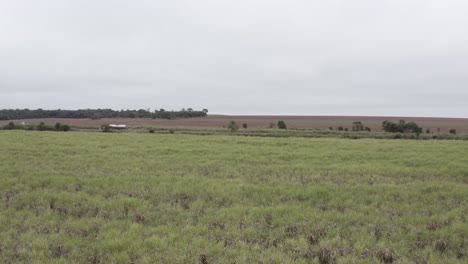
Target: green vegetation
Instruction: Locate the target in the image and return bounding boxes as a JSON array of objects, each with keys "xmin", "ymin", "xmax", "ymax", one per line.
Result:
[
  {"xmin": 227, "ymin": 121, "xmax": 239, "ymax": 132},
  {"xmin": 0, "ymin": 108, "xmax": 208, "ymax": 120},
  {"xmin": 0, "ymin": 131, "xmax": 467, "ymax": 263},
  {"xmin": 382, "ymin": 120, "xmax": 423, "ymax": 134},
  {"xmin": 133, "ymin": 126, "xmax": 466, "ymax": 141},
  {"xmin": 3, "ymin": 121, "xmax": 71, "ymax": 132},
  {"xmin": 352, "ymin": 121, "xmax": 365, "ymax": 132},
  {"xmin": 278, "ymin": 120, "xmax": 287, "ymax": 129}
]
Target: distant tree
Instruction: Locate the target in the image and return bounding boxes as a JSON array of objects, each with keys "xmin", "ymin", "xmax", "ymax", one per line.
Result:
[
  {"xmin": 61, "ymin": 125, "xmax": 71, "ymax": 132},
  {"xmin": 101, "ymin": 125, "xmax": 112, "ymax": 133},
  {"xmin": 91, "ymin": 114, "xmax": 102, "ymax": 120},
  {"xmin": 277, "ymin": 120, "xmax": 287, "ymax": 129},
  {"xmin": 426, "ymin": 129, "xmax": 431, "ymax": 134},
  {"xmin": 202, "ymin": 109, "xmax": 208, "ymax": 114},
  {"xmin": 344, "ymin": 128, "xmax": 349, "ymax": 131},
  {"xmin": 337, "ymin": 126, "xmax": 343, "ymax": 131},
  {"xmin": 382, "ymin": 121, "xmax": 398, "ymax": 132},
  {"xmin": 365, "ymin": 127, "xmax": 371, "ymax": 132},
  {"xmin": 269, "ymin": 122, "xmax": 276, "ymax": 129},
  {"xmin": 382, "ymin": 120, "xmax": 422, "ymax": 134},
  {"xmin": 4, "ymin": 121, "xmax": 15, "ymax": 130},
  {"xmin": 37, "ymin": 122, "xmax": 48, "ymax": 131},
  {"xmin": 449, "ymin": 129, "xmax": 457, "ymax": 134},
  {"xmin": 328, "ymin": 126, "xmax": 333, "ymax": 130},
  {"xmin": 242, "ymin": 123, "xmax": 248, "ymax": 129},
  {"xmin": 54, "ymin": 123, "xmax": 62, "ymax": 131},
  {"xmin": 405, "ymin": 121, "xmax": 422, "ymax": 134},
  {"xmin": 227, "ymin": 121, "xmax": 239, "ymax": 132},
  {"xmin": 352, "ymin": 121, "xmax": 365, "ymax": 132},
  {"xmin": 0, "ymin": 108, "xmax": 208, "ymax": 120}
]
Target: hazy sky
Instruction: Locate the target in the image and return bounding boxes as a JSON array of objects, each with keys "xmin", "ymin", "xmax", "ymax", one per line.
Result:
[{"xmin": 1, "ymin": 0, "xmax": 467, "ymax": 117}]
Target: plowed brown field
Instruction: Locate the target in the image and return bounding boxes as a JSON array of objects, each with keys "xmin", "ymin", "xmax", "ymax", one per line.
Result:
[{"xmin": 2, "ymin": 115, "xmax": 468, "ymax": 133}]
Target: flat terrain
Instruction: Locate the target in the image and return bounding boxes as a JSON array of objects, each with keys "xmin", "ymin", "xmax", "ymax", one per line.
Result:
[
  {"xmin": 2, "ymin": 115, "xmax": 468, "ymax": 134},
  {"xmin": 0, "ymin": 131, "xmax": 466, "ymax": 263}
]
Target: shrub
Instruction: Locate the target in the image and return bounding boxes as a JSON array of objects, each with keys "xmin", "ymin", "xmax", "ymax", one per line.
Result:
[
  {"xmin": 352, "ymin": 121, "xmax": 364, "ymax": 131},
  {"xmin": 227, "ymin": 121, "xmax": 239, "ymax": 132},
  {"xmin": 337, "ymin": 126, "xmax": 343, "ymax": 131},
  {"xmin": 269, "ymin": 122, "xmax": 276, "ymax": 129},
  {"xmin": 149, "ymin": 129, "xmax": 155, "ymax": 133},
  {"xmin": 277, "ymin": 120, "xmax": 287, "ymax": 129},
  {"xmin": 101, "ymin": 125, "xmax": 112, "ymax": 133},
  {"xmin": 242, "ymin": 123, "xmax": 248, "ymax": 129},
  {"xmin": 426, "ymin": 129, "xmax": 430, "ymax": 134},
  {"xmin": 449, "ymin": 129, "xmax": 456, "ymax": 134},
  {"xmin": 382, "ymin": 120, "xmax": 422, "ymax": 133},
  {"xmin": 169, "ymin": 129, "xmax": 175, "ymax": 134},
  {"xmin": 37, "ymin": 122, "xmax": 53, "ymax": 131},
  {"xmin": 3, "ymin": 121, "xmax": 15, "ymax": 130},
  {"xmin": 53, "ymin": 123, "xmax": 71, "ymax": 131}
]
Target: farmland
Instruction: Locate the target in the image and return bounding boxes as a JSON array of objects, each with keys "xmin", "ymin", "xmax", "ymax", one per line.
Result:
[
  {"xmin": 1, "ymin": 115, "xmax": 468, "ymax": 134},
  {"xmin": 0, "ymin": 131, "xmax": 467, "ymax": 263}
]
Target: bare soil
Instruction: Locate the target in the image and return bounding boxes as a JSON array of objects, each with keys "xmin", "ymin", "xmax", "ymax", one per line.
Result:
[{"xmin": 2, "ymin": 115, "xmax": 468, "ymax": 133}]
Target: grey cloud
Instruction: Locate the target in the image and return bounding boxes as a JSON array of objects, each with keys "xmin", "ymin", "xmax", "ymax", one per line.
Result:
[{"xmin": 1, "ymin": 0, "xmax": 467, "ymax": 116}]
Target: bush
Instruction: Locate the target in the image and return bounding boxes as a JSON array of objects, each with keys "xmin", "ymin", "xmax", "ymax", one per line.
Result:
[
  {"xmin": 277, "ymin": 120, "xmax": 287, "ymax": 129},
  {"xmin": 101, "ymin": 125, "xmax": 112, "ymax": 133},
  {"xmin": 449, "ymin": 129, "xmax": 456, "ymax": 134},
  {"xmin": 169, "ymin": 129, "xmax": 175, "ymax": 134},
  {"xmin": 269, "ymin": 123, "xmax": 276, "ymax": 129},
  {"xmin": 242, "ymin": 123, "xmax": 248, "ymax": 129},
  {"xmin": 37, "ymin": 122, "xmax": 53, "ymax": 131},
  {"xmin": 149, "ymin": 129, "xmax": 155, "ymax": 133},
  {"xmin": 426, "ymin": 129, "xmax": 430, "ymax": 134},
  {"xmin": 382, "ymin": 120, "xmax": 422, "ymax": 133},
  {"xmin": 3, "ymin": 122, "xmax": 15, "ymax": 130},
  {"xmin": 227, "ymin": 121, "xmax": 239, "ymax": 132},
  {"xmin": 352, "ymin": 121, "xmax": 364, "ymax": 131},
  {"xmin": 337, "ymin": 126, "xmax": 343, "ymax": 131},
  {"xmin": 54, "ymin": 122, "xmax": 71, "ymax": 132}
]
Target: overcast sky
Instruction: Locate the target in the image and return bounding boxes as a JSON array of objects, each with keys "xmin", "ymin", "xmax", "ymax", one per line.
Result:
[{"xmin": 1, "ymin": 0, "xmax": 467, "ymax": 117}]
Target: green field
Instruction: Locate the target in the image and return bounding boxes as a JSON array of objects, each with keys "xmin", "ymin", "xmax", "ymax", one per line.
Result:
[{"xmin": 0, "ymin": 131, "xmax": 467, "ymax": 263}]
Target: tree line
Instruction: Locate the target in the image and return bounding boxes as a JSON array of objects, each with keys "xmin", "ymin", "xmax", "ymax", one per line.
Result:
[
  {"xmin": 0, "ymin": 108, "xmax": 208, "ymax": 120},
  {"xmin": 3, "ymin": 121, "xmax": 71, "ymax": 131},
  {"xmin": 381, "ymin": 120, "xmax": 423, "ymax": 133}
]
